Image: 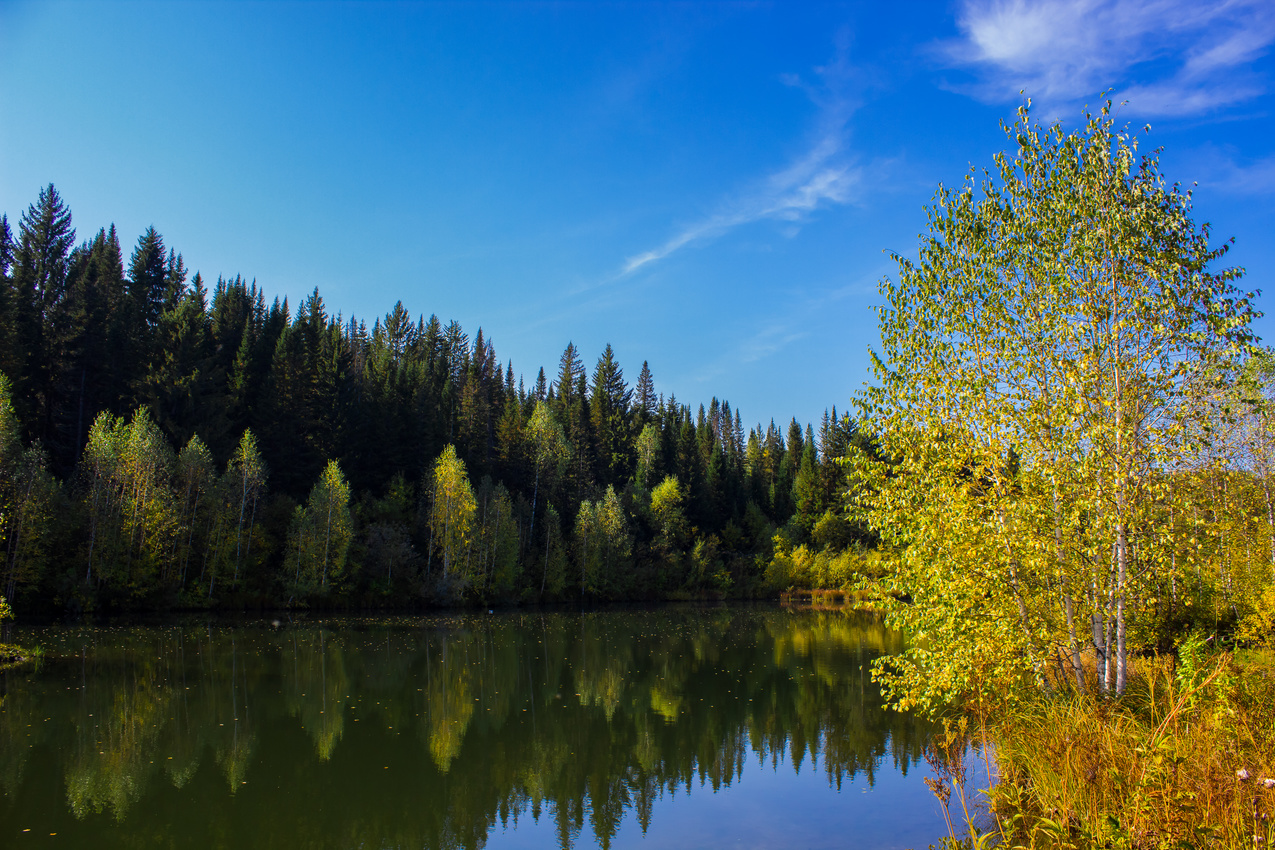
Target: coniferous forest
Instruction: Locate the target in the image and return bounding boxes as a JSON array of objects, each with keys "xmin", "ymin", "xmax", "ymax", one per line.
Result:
[{"xmin": 0, "ymin": 184, "xmax": 876, "ymax": 612}]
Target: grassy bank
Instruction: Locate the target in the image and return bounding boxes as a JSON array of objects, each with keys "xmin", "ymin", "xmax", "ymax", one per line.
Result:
[{"xmin": 930, "ymin": 645, "xmax": 1275, "ymax": 848}]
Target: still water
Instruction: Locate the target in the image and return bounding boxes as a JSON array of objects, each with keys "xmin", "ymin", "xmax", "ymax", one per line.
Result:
[{"xmin": 0, "ymin": 608, "xmax": 947, "ymax": 849}]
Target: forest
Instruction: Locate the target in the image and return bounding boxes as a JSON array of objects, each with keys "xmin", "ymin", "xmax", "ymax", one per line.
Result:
[{"xmin": 0, "ymin": 185, "xmax": 874, "ymax": 612}]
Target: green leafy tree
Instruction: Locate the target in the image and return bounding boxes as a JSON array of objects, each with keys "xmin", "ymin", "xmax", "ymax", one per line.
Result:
[
  {"xmin": 525, "ymin": 401, "xmax": 568, "ymax": 546},
  {"xmin": 634, "ymin": 423, "xmax": 661, "ymax": 489},
  {"xmin": 855, "ymin": 101, "xmax": 1257, "ymax": 709},
  {"xmin": 575, "ymin": 485, "xmax": 630, "ymax": 596},
  {"xmin": 227, "ymin": 429, "xmax": 267, "ymax": 586},
  {"xmin": 0, "ymin": 373, "xmax": 56, "ymax": 600},
  {"xmin": 426, "ymin": 445, "xmax": 476, "ymax": 586},
  {"xmin": 286, "ymin": 459, "xmax": 353, "ymax": 596},
  {"xmin": 77, "ymin": 408, "xmax": 178, "ymax": 598},
  {"xmin": 172, "ymin": 435, "xmax": 215, "ymax": 589},
  {"xmin": 116, "ymin": 409, "xmax": 178, "ymax": 595},
  {"xmin": 80, "ymin": 411, "xmax": 125, "ymax": 587},
  {"xmin": 650, "ymin": 475, "xmax": 689, "ymax": 561}
]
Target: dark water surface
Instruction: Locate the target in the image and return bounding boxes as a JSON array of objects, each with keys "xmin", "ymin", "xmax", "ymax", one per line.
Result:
[{"xmin": 0, "ymin": 608, "xmax": 945, "ymax": 848}]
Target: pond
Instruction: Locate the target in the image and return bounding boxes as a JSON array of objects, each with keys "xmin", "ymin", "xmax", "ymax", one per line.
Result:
[{"xmin": 0, "ymin": 607, "xmax": 949, "ymax": 848}]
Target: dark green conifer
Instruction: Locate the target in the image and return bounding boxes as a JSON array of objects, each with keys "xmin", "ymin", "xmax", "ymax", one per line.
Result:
[
  {"xmin": 590, "ymin": 344, "xmax": 632, "ymax": 485},
  {"xmin": 12, "ymin": 184, "xmax": 75, "ymax": 444},
  {"xmin": 127, "ymin": 226, "xmax": 167, "ymax": 329},
  {"xmin": 633, "ymin": 360, "xmax": 656, "ymax": 424}
]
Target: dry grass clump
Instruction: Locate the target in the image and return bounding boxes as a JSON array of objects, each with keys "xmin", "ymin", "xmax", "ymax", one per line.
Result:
[{"xmin": 986, "ymin": 647, "xmax": 1275, "ymax": 848}]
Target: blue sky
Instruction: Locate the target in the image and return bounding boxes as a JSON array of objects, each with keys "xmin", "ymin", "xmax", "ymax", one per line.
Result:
[{"xmin": 2, "ymin": 0, "xmax": 1274, "ymax": 432}]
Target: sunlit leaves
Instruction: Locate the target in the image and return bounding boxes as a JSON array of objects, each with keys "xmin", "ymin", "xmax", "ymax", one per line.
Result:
[
  {"xmin": 427, "ymin": 445, "xmax": 477, "ymax": 585},
  {"xmin": 855, "ymin": 100, "xmax": 1258, "ymax": 710},
  {"xmin": 286, "ymin": 459, "xmax": 353, "ymax": 595}
]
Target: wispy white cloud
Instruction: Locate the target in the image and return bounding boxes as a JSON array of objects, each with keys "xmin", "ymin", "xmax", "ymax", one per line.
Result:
[
  {"xmin": 620, "ymin": 43, "xmax": 863, "ymax": 277},
  {"xmin": 687, "ymin": 268, "xmax": 886, "ymax": 387},
  {"xmin": 689, "ymin": 322, "xmax": 810, "ymax": 386},
  {"xmin": 946, "ymin": 0, "xmax": 1275, "ymax": 116}
]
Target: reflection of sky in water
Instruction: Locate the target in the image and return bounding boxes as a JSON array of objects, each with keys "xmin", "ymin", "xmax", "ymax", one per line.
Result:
[
  {"xmin": 488, "ymin": 739, "xmax": 948, "ymax": 849},
  {"xmin": 0, "ymin": 611, "xmax": 953, "ymax": 849}
]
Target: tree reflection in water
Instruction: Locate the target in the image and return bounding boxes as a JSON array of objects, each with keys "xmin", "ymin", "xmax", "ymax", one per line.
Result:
[{"xmin": 0, "ymin": 609, "xmax": 934, "ymax": 848}]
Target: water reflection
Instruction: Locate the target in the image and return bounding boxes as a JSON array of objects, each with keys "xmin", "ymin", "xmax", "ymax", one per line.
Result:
[{"xmin": 0, "ymin": 609, "xmax": 935, "ymax": 848}]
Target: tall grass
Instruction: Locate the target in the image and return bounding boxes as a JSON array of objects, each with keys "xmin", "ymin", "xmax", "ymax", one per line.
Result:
[{"xmin": 977, "ymin": 647, "xmax": 1275, "ymax": 848}]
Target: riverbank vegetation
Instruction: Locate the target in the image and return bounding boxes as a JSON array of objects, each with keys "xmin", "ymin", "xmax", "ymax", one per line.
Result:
[
  {"xmin": 0, "ymin": 594, "xmax": 33, "ymax": 668},
  {"xmin": 0, "ymin": 185, "xmax": 876, "ymax": 612},
  {"xmin": 855, "ymin": 100, "xmax": 1275, "ymax": 847}
]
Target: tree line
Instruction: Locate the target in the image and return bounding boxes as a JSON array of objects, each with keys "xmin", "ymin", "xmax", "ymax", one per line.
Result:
[{"xmin": 0, "ymin": 185, "xmax": 873, "ymax": 611}]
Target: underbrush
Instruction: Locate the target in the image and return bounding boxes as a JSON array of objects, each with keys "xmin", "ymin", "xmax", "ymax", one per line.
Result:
[
  {"xmin": 947, "ymin": 646, "xmax": 1275, "ymax": 848},
  {"xmin": 765, "ymin": 538, "xmax": 888, "ymax": 590}
]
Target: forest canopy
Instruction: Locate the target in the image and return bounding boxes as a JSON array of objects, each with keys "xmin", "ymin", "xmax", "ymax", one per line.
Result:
[{"xmin": 0, "ymin": 185, "xmax": 873, "ymax": 611}]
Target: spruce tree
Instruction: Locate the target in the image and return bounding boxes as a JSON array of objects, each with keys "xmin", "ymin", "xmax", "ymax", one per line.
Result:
[
  {"xmin": 633, "ymin": 361, "xmax": 656, "ymax": 425},
  {"xmin": 54, "ymin": 227, "xmax": 129, "ymax": 471},
  {"xmin": 590, "ymin": 344, "xmax": 632, "ymax": 486},
  {"xmin": 555, "ymin": 342, "xmax": 584, "ymax": 405},
  {"xmin": 127, "ymin": 227, "xmax": 167, "ymax": 330},
  {"xmin": 13, "ymin": 185, "xmax": 75, "ymax": 445}
]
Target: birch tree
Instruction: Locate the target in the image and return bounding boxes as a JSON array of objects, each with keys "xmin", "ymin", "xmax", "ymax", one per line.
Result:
[
  {"xmin": 854, "ymin": 100, "xmax": 1257, "ymax": 709},
  {"xmin": 173, "ymin": 435, "xmax": 214, "ymax": 589},
  {"xmin": 427, "ymin": 445, "xmax": 476, "ymax": 585},
  {"xmin": 286, "ymin": 459, "xmax": 352, "ymax": 595},
  {"xmin": 227, "ymin": 429, "xmax": 267, "ymax": 585},
  {"xmin": 634, "ymin": 424, "xmax": 660, "ymax": 489},
  {"xmin": 525, "ymin": 401, "xmax": 567, "ymax": 542},
  {"xmin": 650, "ymin": 475, "xmax": 688, "ymax": 557},
  {"xmin": 80, "ymin": 411, "xmax": 125, "ymax": 586},
  {"xmin": 78, "ymin": 408, "xmax": 178, "ymax": 596},
  {"xmin": 575, "ymin": 486, "xmax": 630, "ymax": 596}
]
